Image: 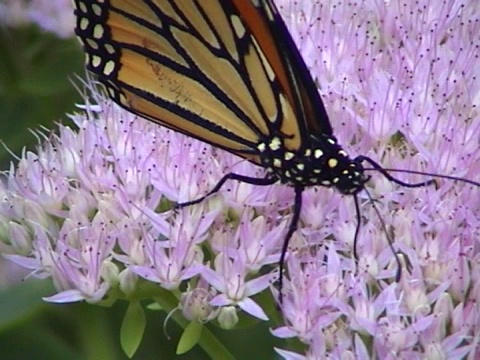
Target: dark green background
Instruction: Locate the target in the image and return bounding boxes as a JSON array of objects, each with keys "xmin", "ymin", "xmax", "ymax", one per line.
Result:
[{"xmin": 0, "ymin": 26, "xmax": 82, "ymax": 168}]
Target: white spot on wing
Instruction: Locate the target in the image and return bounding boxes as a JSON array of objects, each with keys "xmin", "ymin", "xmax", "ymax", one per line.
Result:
[
  {"xmin": 93, "ymin": 24, "xmax": 104, "ymax": 39},
  {"xmin": 91, "ymin": 55, "xmax": 102, "ymax": 68},
  {"xmin": 105, "ymin": 44, "xmax": 115, "ymax": 54},
  {"xmin": 269, "ymin": 137, "xmax": 281, "ymax": 151},
  {"xmin": 285, "ymin": 152, "xmax": 294, "ymax": 160},
  {"xmin": 92, "ymin": 4, "xmax": 101, "ymax": 16},
  {"xmin": 80, "ymin": 17, "xmax": 89, "ymax": 31},
  {"xmin": 103, "ymin": 60, "xmax": 115, "ymax": 76}
]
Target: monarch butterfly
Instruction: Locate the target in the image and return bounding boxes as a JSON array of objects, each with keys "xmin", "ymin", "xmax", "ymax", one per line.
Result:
[{"xmin": 73, "ymin": 0, "xmax": 478, "ymax": 299}]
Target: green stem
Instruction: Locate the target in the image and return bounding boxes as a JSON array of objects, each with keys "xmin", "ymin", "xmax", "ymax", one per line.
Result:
[
  {"xmin": 154, "ymin": 294, "xmax": 235, "ymax": 360},
  {"xmin": 75, "ymin": 305, "xmax": 117, "ymax": 360}
]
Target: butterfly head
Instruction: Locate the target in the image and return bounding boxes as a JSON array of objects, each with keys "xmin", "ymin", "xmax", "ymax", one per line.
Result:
[{"xmin": 332, "ymin": 155, "xmax": 369, "ymax": 195}]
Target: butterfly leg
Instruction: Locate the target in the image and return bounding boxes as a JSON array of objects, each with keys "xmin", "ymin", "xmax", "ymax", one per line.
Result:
[
  {"xmin": 278, "ymin": 186, "xmax": 304, "ymax": 304},
  {"xmin": 175, "ymin": 173, "xmax": 277, "ymax": 208}
]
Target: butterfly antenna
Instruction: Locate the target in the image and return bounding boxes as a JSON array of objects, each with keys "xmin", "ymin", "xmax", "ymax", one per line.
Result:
[{"xmin": 359, "ymin": 155, "xmax": 480, "ymax": 188}]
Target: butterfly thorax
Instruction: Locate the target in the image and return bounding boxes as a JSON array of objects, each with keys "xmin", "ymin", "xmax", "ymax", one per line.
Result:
[{"xmin": 257, "ymin": 134, "xmax": 368, "ymax": 194}]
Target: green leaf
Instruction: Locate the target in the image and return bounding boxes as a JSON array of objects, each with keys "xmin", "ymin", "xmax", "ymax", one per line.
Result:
[
  {"xmin": 176, "ymin": 321, "xmax": 203, "ymax": 355},
  {"xmin": 120, "ymin": 301, "xmax": 146, "ymax": 358},
  {"xmin": 146, "ymin": 301, "xmax": 162, "ymax": 311}
]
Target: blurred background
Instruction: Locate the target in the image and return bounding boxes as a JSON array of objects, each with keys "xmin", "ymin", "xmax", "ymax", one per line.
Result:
[{"xmin": 0, "ymin": 1, "xmax": 81, "ymax": 169}]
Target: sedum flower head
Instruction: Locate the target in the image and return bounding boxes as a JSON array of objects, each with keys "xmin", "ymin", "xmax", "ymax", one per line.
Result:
[{"xmin": 0, "ymin": 95, "xmax": 277, "ymax": 319}]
